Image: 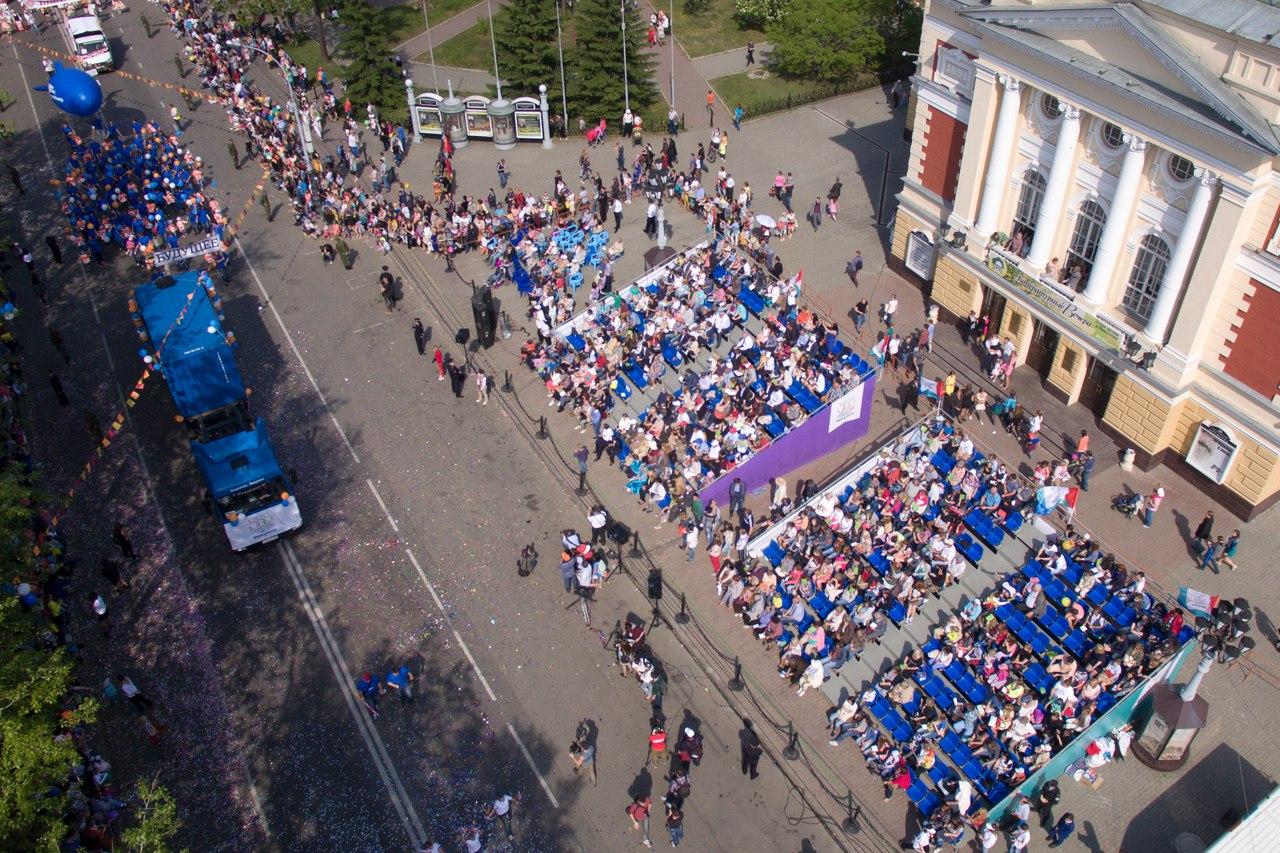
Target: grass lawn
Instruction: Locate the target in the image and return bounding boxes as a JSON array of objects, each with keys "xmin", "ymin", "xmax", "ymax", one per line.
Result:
[
  {"xmin": 283, "ymin": 1, "xmax": 478, "ymax": 72},
  {"xmin": 673, "ymin": 0, "xmax": 764, "ymax": 58},
  {"xmin": 416, "ymin": 19, "xmax": 494, "ymax": 68},
  {"xmin": 710, "ymin": 69, "xmax": 877, "ymax": 116}
]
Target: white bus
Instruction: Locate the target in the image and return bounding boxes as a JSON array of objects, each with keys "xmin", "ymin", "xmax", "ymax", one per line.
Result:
[{"xmin": 63, "ymin": 13, "xmax": 113, "ymax": 74}]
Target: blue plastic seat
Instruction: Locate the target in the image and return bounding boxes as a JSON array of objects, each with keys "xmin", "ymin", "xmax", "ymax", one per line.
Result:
[{"xmin": 763, "ymin": 540, "xmax": 786, "ymax": 567}]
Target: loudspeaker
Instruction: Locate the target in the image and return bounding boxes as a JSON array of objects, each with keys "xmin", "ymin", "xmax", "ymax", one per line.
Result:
[
  {"xmin": 455, "ymin": 328, "xmax": 470, "ymax": 345},
  {"xmin": 647, "ymin": 568, "xmax": 663, "ymax": 601}
]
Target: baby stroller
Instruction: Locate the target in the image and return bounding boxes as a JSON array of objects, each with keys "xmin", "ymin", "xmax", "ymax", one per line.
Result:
[{"xmin": 1111, "ymin": 492, "xmax": 1143, "ymax": 519}]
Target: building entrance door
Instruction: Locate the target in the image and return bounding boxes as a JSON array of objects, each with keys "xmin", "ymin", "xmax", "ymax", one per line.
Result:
[
  {"xmin": 1079, "ymin": 356, "xmax": 1118, "ymax": 417},
  {"xmin": 1025, "ymin": 319, "xmax": 1059, "ymax": 380},
  {"xmin": 980, "ymin": 287, "xmax": 1006, "ymax": 337}
]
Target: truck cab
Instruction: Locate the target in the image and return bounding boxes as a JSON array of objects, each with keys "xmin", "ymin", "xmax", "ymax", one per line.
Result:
[{"xmin": 63, "ymin": 13, "xmax": 112, "ymax": 74}]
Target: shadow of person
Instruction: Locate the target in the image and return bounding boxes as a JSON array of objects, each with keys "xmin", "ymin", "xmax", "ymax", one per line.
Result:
[
  {"xmin": 628, "ymin": 768, "xmax": 653, "ymax": 800},
  {"xmin": 1077, "ymin": 820, "xmax": 1104, "ymax": 853}
]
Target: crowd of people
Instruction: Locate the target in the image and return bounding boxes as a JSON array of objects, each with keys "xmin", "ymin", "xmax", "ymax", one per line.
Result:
[
  {"xmin": 59, "ymin": 119, "xmax": 229, "ymax": 268},
  {"xmin": 705, "ymin": 415, "xmax": 1192, "ymax": 849}
]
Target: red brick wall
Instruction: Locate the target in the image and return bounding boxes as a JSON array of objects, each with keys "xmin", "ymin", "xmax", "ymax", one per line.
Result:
[
  {"xmin": 1224, "ymin": 279, "xmax": 1280, "ymax": 399},
  {"xmin": 919, "ymin": 107, "xmax": 966, "ymax": 202}
]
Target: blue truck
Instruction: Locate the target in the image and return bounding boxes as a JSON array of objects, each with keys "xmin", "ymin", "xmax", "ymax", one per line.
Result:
[{"xmin": 131, "ymin": 270, "xmax": 301, "ymax": 550}]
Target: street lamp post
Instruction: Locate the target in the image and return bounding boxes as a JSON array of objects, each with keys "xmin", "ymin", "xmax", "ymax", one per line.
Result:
[
  {"xmin": 554, "ymin": 0, "xmax": 569, "ymax": 132},
  {"xmin": 668, "ymin": 0, "xmax": 675, "ymax": 105},
  {"xmin": 421, "ymin": 0, "xmax": 440, "ymax": 93},
  {"xmin": 245, "ymin": 45, "xmax": 312, "ymax": 158},
  {"xmin": 620, "ymin": 0, "xmax": 630, "ymax": 112},
  {"xmin": 1133, "ymin": 597, "xmax": 1255, "ymax": 771},
  {"xmin": 485, "ymin": 0, "xmax": 502, "ymax": 101}
]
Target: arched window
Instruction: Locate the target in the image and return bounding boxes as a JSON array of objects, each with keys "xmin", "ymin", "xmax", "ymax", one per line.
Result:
[
  {"xmin": 1122, "ymin": 234, "xmax": 1172, "ymax": 321},
  {"xmin": 1010, "ymin": 170, "xmax": 1046, "ymax": 250},
  {"xmin": 1064, "ymin": 200, "xmax": 1107, "ymax": 290}
]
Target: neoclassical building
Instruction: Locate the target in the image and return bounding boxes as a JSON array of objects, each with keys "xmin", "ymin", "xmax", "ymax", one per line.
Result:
[{"xmin": 893, "ymin": 0, "xmax": 1280, "ymax": 517}]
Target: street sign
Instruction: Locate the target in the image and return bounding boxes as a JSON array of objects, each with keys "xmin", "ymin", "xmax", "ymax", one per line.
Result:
[{"xmin": 152, "ymin": 236, "xmax": 225, "ymax": 267}]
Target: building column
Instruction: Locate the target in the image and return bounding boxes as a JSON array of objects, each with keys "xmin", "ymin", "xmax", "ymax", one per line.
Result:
[
  {"xmin": 1081, "ymin": 134, "xmax": 1147, "ymax": 306},
  {"xmin": 973, "ymin": 75, "xmax": 1023, "ymax": 238},
  {"xmin": 1027, "ymin": 105, "xmax": 1082, "ymax": 268},
  {"xmin": 1142, "ymin": 170, "xmax": 1218, "ymax": 344}
]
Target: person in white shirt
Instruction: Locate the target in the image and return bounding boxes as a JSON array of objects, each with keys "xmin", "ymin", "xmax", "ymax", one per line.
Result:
[
  {"xmin": 684, "ymin": 525, "xmax": 699, "ymax": 561},
  {"xmin": 587, "ymin": 506, "xmax": 608, "ymax": 546},
  {"xmin": 488, "ymin": 793, "xmax": 515, "ymax": 839}
]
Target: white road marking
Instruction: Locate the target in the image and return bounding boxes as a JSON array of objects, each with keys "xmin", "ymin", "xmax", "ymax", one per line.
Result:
[
  {"xmin": 507, "ymin": 723, "xmax": 561, "ymax": 808},
  {"xmin": 247, "ymin": 781, "xmax": 272, "ymax": 840},
  {"xmin": 352, "ymin": 319, "xmax": 391, "ymax": 334},
  {"xmin": 404, "ymin": 548, "xmax": 446, "ymax": 611},
  {"xmin": 277, "ymin": 540, "xmax": 426, "ymax": 846},
  {"xmin": 237, "ymin": 237, "xmax": 361, "ymax": 463},
  {"xmin": 365, "ymin": 478, "xmax": 399, "ymax": 532}
]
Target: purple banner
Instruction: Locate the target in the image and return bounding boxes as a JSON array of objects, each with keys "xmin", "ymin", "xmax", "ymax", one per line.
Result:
[{"xmin": 700, "ymin": 375, "xmax": 878, "ymax": 508}]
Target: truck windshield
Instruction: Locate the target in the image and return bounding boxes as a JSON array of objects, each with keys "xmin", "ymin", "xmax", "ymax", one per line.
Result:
[
  {"xmin": 76, "ymin": 35, "xmax": 107, "ymax": 56},
  {"xmin": 216, "ymin": 477, "xmax": 288, "ymax": 518}
]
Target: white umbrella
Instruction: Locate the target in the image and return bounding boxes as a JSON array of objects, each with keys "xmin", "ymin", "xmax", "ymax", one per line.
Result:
[{"xmin": 754, "ymin": 213, "xmax": 777, "ymax": 229}]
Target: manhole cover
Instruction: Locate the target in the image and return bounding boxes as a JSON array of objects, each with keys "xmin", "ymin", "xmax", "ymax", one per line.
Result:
[{"xmin": 746, "ymin": 68, "xmax": 769, "ymax": 80}]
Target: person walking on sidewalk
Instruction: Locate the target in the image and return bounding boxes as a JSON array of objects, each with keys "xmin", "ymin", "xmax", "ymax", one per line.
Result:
[
  {"xmin": 1220, "ymin": 530, "xmax": 1241, "ymax": 571},
  {"xmin": 1193, "ymin": 510, "xmax": 1214, "ymax": 553},
  {"xmin": 666, "ymin": 802, "xmax": 685, "ymax": 847},
  {"xmin": 475, "ymin": 369, "xmax": 490, "ymax": 405},
  {"xmin": 647, "ymin": 723, "xmax": 668, "ymax": 767},
  {"xmin": 433, "ymin": 346, "xmax": 446, "ymax": 380},
  {"xmin": 626, "ymin": 794, "xmax": 654, "ymax": 847},
  {"xmin": 706, "ymin": 90, "xmax": 715, "ymax": 127},
  {"xmin": 412, "ymin": 318, "xmax": 427, "ymax": 355},
  {"xmin": 487, "ymin": 792, "xmax": 516, "ymax": 839},
  {"xmin": 1047, "ymin": 813, "xmax": 1075, "ymax": 847},
  {"xmin": 745, "ymin": 40, "xmax": 756, "ymax": 66},
  {"xmin": 845, "ymin": 250, "xmax": 863, "ymax": 286},
  {"xmin": 808, "ymin": 197, "xmax": 822, "ymax": 231}
]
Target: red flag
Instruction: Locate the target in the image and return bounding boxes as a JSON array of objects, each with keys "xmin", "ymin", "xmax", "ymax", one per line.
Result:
[{"xmin": 1065, "ymin": 487, "xmax": 1080, "ymax": 509}]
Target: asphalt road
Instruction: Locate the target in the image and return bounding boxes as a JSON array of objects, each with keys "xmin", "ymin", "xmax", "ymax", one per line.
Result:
[{"xmin": 0, "ymin": 10, "xmax": 844, "ymax": 852}]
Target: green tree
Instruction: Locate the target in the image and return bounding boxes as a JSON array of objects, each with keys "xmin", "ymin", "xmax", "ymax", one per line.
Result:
[
  {"xmin": 216, "ymin": 0, "xmax": 333, "ymax": 62},
  {"xmin": 570, "ymin": 0, "xmax": 657, "ymax": 123},
  {"xmin": 492, "ymin": 0, "xmax": 561, "ymax": 98},
  {"xmin": 0, "ymin": 464, "xmax": 99, "ymax": 849},
  {"xmin": 120, "ymin": 778, "xmax": 184, "ymax": 853},
  {"xmin": 336, "ymin": 0, "xmax": 403, "ymax": 116},
  {"xmin": 767, "ymin": 0, "xmax": 885, "ymax": 83}
]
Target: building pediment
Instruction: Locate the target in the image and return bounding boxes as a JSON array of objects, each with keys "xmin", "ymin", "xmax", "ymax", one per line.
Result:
[{"xmin": 957, "ymin": 3, "xmax": 1280, "ymax": 154}]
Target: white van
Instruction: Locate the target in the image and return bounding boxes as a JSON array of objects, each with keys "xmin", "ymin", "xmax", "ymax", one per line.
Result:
[{"xmin": 63, "ymin": 13, "xmax": 113, "ymax": 74}]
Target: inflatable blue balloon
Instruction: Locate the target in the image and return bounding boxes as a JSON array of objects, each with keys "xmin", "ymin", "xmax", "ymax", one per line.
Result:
[{"xmin": 46, "ymin": 63, "xmax": 103, "ymax": 118}]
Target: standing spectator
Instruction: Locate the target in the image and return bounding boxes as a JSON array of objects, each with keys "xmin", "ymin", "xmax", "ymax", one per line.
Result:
[
  {"xmin": 1047, "ymin": 813, "xmax": 1075, "ymax": 848},
  {"xmin": 378, "ymin": 266, "xmax": 395, "ymax": 313},
  {"xmin": 560, "ymin": 550, "xmax": 577, "ymax": 593},
  {"xmin": 1142, "ymin": 485, "xmax": 1165, "ymax": 528},
  {"xmin": 447, "ymin": 359, "xmax": 467, "ymax": 399},
  {"xmin": 569, "ymin": 736, "xmax": 597, "ymax": 785},
  {"xmin": 1220, "ymin": 529, "xmax": 1241, "ymax": 571},
  {"xmin": 647, "ymin": 724, "xmax": 668, "ymax": 766},
  {"xmin": 93, "ymin": 594, "xmax": 111, "ymax": 637},
  {"xmin": 385, "ymin": 661, "xmax": 415, "ymax": 703},
  {"xmin": 613, "ymin": 195, "xmax": 624, "ymax": 231},
  {"xmin": 883, "ymin": 294, "xmax": 899, "ymax": 327},
  {"xmin": 808, "ymin": 197, "xmax": 822, "ymax": 231},
  {"xmin": 475, "ymin": 369, "xmax": 490, "ymax": 405},
  {"xmin": 854, "ymin": 298, "xmax": 869, "ymax": 336},
  {"xmin": 412, "ymin": 318, "xmax": 427, "ymax": 355},
  {"xmin": 496, "ymin": 158, "xmax": 509, "ymax": 189},
  {"xmin": 116, "ymin": 675, "xmax": 155, "ymax": 714},
  {"xmin": 1193, "ymin": 510, "xmax": 1214, "ymax": 552},
  {"xmin": 626, "ymin": 794, "xmax": 653, "ymax": 847},
  {"xmin": 487, "ymin": 793, "xmax": 515, "ymax": 839},
  {"xmin": 588, "ymin": 506, "xmax": 608, "ymax": 546},
  {"xmin": 356, "ymin": 672, "xmax": 381, "ymax": 717},
  {"xmin": 574, "ymin": 445, "xmax": 589, "ymax": 492},
  {"xmin": 683, "ymin": 523, "xmax": 698, "ymax": 562},
  {"xmin": 111, "ymin": 523, "xmax": 137, "ymax": 561},
  {"xmin": 728, "ymin": 477, "xmax": 746, "ymax": 519},
  {"xmin": 433, "ymin": 346, "xmax": 446, "ymax": 380},
  {"xmin": 1078, "ymin": 451, "xmax": 1095, "ymax": 492},
  {"xmin": 740, "ymin": 719, "xmax": 763, "ymax": 779},
  {"xmin": 666, "ymin": 802, "xmax": 685, "ymax": 847},
  {"xmin": 733, "ymin": 103, "xmax": 743, "ymax": 131}
]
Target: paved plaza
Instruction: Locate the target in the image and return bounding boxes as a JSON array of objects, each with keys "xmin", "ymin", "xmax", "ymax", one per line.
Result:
[{"xmin": 2, "ymin": 2, "xmax": 1278, "ymax": 851}]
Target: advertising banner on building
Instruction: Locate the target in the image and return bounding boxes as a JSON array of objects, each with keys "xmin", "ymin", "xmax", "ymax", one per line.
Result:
[{"xmin": 986, "ymin": 253, "xmax": 1128, "ymax": 352}]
